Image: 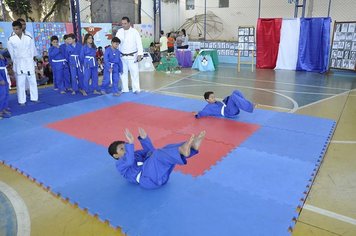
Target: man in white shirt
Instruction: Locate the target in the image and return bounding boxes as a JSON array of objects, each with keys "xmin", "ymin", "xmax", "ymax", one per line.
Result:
[
  {"xmin": 7, "ymin": 21, "xmax": 38, "ymax": 105},
  {"xmin": 115, "ymin": 16, "xmax": 143, "ymax": 94}
]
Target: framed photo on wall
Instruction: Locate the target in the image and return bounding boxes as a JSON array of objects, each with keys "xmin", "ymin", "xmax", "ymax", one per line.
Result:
[{"xmin": 329, "ymin": 21, "xmax": 356, "ymax": 71}]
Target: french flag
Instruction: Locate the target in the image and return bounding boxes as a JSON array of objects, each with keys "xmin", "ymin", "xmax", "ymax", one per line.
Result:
[{"xmin": 256, "ymin": 17, "xmax": 331, "ymax": 73}]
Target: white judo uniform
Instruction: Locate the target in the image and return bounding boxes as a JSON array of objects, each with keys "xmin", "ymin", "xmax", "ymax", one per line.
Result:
[
  {"xmin": 8, "ymin": 32, "xmax": 38, "ymax": 104},
  {"xmin": 116, "ymin": 27, "xmax": 143, "ymax": 93}
]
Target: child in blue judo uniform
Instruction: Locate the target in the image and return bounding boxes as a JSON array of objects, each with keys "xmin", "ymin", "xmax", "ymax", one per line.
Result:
[
  {"xmin": 194, "ymin": 90, "xmax": 255, "ymax": 119},
  {"xmin": 0, "ymin": 55, "xmax": 10, "ymax": 119},
  {"xmin": 48, "ymin": 36, "xmax": 66, "ymax": 94},
  {"xmin": 59, "ymin": 34, "xmax": 72, "ymax": 92},
  {"xmin": 81, "ymin": 33, "xmax": 100, "ymax": 95},
  {"xmin": 66, "ymin": 33, "xmax": 85, "ymax": 95},
  {"xmin": 101, "ymin": 37, "xmax": 123, "ymax": 96},
  {"xmin": 108, "ymin": 128, "xmax": 206, "ymax": 189}
]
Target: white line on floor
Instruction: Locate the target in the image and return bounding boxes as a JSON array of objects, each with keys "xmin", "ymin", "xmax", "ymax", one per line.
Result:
[
  {"xmin": 0, "ymin": 181, "xmax": 31, "ymax": 236},
  {"xmin": 303, "ymin": 204, "xmax": 356, "ymax": 226},
  {"xmin": 163, "ymin": 78, "xmax": 299, "ymax": 113},
  {"xmin": 330, "ymin": 140, "xmax": 356, "ymax": 144},
  {"xmin": 194, "ymin": 73, "xmax": 350, "ymax": 91},
  {"xmin": 296, "ymin": 90, "xmax": 351, "ymax": 110},
  {"xmin": 153, "ymin": 71, "xmax": 201, "ymax": 92}
]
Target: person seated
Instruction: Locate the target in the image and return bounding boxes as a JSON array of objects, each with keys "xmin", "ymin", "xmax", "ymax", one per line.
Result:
[
  {"xmin": 35, "ymin": 61, "xmax": 49, "ymax": 86},
  {"xmin": 194, "ymin": 90, "xmax": 255, "ymax": 119},
  {"xmin": 149, "ymin": 42, "xmax": 160, "ymax": 63},
  {"xmin": 108, "ymin": 128, "xmax": 206, "ymax": 189},
  {"xmin": 42, "ymin": 55, "xmax": 50, "ymax": 67},
  {"xmin": 44, "ymin": 62, "xmax": 53, "ymax": 85},
  {"xmin": 96, "ymin": 46, "xmax": 104, "ymax": 60}
]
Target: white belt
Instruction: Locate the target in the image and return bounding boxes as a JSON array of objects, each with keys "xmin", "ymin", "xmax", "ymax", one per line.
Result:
[
  {"xmin": 52, "ymin": 59, "xmax": 67, "ymax": 63},
  {"xmin": 0, "ymin": 66, "xmax": 11, "ymax": 88},
  {"xmin": 70, "ymin": 54, "xmax": 82, "ymax": 70},
  {"xmin": 136, "ymin": 161, "xmax": 144, "ymax": 183},
  {"xmin": 221, "ymin": 102, "xmax": 226, "ymax": 116},
  {"xmin": 136, "ymin": 172, "xmax": 142, "ymax": 183},
  {"xmin": 110, "ymin": 62, "xmax": 114, "ymax": 68},
  {"xmin": 85, "ymin": 56, "xmax": 96, "ymax": 67}
]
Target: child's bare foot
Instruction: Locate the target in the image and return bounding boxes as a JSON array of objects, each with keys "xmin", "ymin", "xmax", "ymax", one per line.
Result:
[
  {"xmin": 179, "ymin": 135, "xmax": 195, "ymax": 157},
  {"xmin": 192, "ymin": 131, "xmax": 206, "ymax": 151}
]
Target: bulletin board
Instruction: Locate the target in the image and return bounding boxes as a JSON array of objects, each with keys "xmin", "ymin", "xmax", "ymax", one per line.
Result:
[
  {"xmin": 329, "ymin": 21, "xmax": 356, "ymax": 71},
  {"xmin": 237, "ymin": 26, "xmax": 256, "ymax": 57}
]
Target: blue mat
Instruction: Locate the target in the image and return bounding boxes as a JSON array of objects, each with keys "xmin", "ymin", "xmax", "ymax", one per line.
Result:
[
  {"xmin": 8, "ymin": 87, "xmax": 102, "ymax": 117},
  {"xmin": 0, "ymin": 91, "xmax": 335, "ymax": 236}
]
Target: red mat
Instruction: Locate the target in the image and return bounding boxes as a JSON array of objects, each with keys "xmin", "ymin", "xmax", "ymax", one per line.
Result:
[{"xmin": 47, "ymin": 102, "xmax": 260, "ymax": 176}]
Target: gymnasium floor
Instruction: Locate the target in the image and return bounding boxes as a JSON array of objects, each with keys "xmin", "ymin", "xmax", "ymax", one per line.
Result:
[{"xmin": 1, "ymin": 64, "xmax": 356, "ymax": 235}]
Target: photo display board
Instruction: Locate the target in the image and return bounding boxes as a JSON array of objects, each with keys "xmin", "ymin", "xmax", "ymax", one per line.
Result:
[
  {"xmin": 330, "ymin": 21, "xmax": 356, "ymax": 71},
  {"xmin": 237, "ymin": 26, "xmax": 256, "ymax": 57}
]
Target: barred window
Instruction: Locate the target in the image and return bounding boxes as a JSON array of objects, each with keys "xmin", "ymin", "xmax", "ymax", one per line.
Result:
[
  {"xmin": 219, "ymin": 0, "xmax": 229, "ymax": 8},
  {"xmin": 186, "ymin": 0, "xmax": 195, "ymax": 10}
]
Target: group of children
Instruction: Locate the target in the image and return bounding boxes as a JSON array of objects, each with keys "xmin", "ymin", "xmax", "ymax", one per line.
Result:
[
  {"xmin": 48, "ymin": 33, "xmax": 123, "ymax": 96},
  {"xmin": 108, "ymin": 90, "xmax": 256, "ymax": 189},
  {"xmin": 0, "ymin": 19, "xmax": 126, "ymax": 119}
]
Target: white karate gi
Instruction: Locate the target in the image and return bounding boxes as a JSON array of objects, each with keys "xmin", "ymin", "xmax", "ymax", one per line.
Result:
[
  {"xmin": 116, "ymin": 27, "xmax": 143, "ymax": 93},
  {"xmin": 7, "ymin": 32, "xmax": 38, "ymax": 104}
]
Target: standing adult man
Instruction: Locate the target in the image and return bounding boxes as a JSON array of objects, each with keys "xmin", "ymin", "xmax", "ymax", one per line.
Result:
[
  {"xmin": 115, "ymin": 16, "xmax": 143, "ymax": 94},
  {"xmin": 7, "ymin": 21, "xmax": 38, "ymax": 105}
]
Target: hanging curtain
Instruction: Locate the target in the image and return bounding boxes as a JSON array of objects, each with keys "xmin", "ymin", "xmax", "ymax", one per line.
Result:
[
  {"xmin": 256, "ymin": 18, "xmax": 282, "ymax": 69},
  {"xmin": 275, "ymin": 18, "xmax": 301, "ymax": 70},
  {"xmin": 296, "ymin": 17, "xmax": 331, "ymax": 73}
]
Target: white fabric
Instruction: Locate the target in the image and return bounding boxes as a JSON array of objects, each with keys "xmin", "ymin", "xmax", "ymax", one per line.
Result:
[
  {"xmin": 0, "ymin": 66, "xmax": 11, "ymax": 89},
  {"xmin": 8, "ymin": 32, "xmax": 38, "ymax": 103},
  {"xmin": 136, "ymin": 171, "xmax": 142, "ymax": 183},
  {"xmin": 116, "ymin": 27, "xmax": 144, "ymax": 56},
  {"xmin": 138, "ymin": 53, "xmax": 155, "ymax": 72},
  {"xmin": 121, "ymin": 55, "xmax": 140, "ymax": 93},
  {"xmin": 221, "ymin": 102, "xmax": 226, "ymax": 116},
  {"xmin": 7, "ymin": 33, "xmax": 37, "ymax": 75},
  {"xmin": 16, "ymin": 73, "xmax": 38, "ymax": 104},
  {"xmin": 159, "ymin": 36, "xmax": 168, "ymax": 51},
  {"xmin": 275, "ymin": 18, "xmax": 301, "ymax": 70}
]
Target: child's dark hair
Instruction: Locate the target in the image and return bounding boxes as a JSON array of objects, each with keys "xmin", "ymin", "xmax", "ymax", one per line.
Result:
[
  {"xmin": 12, "ymin": 21, "xmax": 22, "ymax": 28},
  {"xmin": 111, "ymin": 37, "xmax": 121, "ymax": 44},
  {"xmin": 83, "ymin": 33, "xmax": 97, "ymax": 49},
  {"xmin": 63, "ymin": 34, "xmax": 68, "ymax": 40},
  {"xmin": 43, "ymin": 55, "xmax": 49, "ymax": 61},
  {"xmin": 67, "ymin": 33, "xmax": 76, "ymax": 40},
  {"xmin": 50, "ymin": 35, "xmax": 59, "ymax": 42},
  {"xmin": 108, "ymin": 141, "xmax": 125, "ymax": 158},
  {"xmin": 204, "ymin": 91, "xmax": 214, "ymax": 100}
]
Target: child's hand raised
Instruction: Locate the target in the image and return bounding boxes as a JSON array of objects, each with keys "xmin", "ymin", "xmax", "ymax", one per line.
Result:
[
  {"xmin": 138, "ymin": 127, "xmax": 147, "ymax": 139},
  {"xmin": 124, "ymin": 129, "xmax": 134, "ymax": 144}
]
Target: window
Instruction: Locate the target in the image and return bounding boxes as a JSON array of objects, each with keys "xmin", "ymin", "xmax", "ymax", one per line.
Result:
[
  {"xmin": 186, "ymin": 0, "xmax": 195, "ymax": 10},
  {"xmin": 219, "ymin": 0, "xmax": 229, "ymax": 8}
]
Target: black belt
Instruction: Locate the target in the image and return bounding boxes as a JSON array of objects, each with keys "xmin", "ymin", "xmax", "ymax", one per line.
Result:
[{"xmin": 121, "ymin": 51, "xmax": 137, "ymax": 56}]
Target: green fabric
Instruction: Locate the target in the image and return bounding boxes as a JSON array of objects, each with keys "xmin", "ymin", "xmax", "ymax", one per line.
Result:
[
  {"xmin": 200, "ymin": 50, "xmax": 219, "ymax": 68},
  {"xmin": 156, "ymin": 56, "xmax": 179, "ymax": 71}
]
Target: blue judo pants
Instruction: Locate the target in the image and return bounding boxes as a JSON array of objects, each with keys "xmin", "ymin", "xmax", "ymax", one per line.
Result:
[{"xmin": 224, "ymin": 90, "xmax": 254, "ymax": 117}]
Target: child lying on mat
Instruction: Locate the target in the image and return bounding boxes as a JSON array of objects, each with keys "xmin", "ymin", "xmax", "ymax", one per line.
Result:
[
  {"xmin": 108, "ymin": 128, "xmax": 206, "ymax": 189},
  {"xmin": 194, "ymin": 90, "xmax": 255, "ymax": 119}
]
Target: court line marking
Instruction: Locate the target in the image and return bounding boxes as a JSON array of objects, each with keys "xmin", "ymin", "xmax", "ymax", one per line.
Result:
[
  {"xmin": 330, "ymin": 140, "xmax": 356, "ymax": 144},
  {"xmin": 193, "ymin": 73, "xmax": 350, "ymax": 91},
  {"xmin": 303, "ymin": 204, "xmax": 356, "ymax": 226},
  {"xmin": 160, "ymin": 78, "xmax": 299, "ymax": 113},
  {"xmin": 0, "ymin": 181, "xmax": 31, "ymax": 236},
  {"xmin": 297, "ymin": 89, "xmax": 352, "ymax": 110},
  {"xmin": 156, "ymin": 90, "xmax": 292, "ymax": 111},
  {"xmin": 153, "ymin": 71, "xmax": 201, "ymax": 92}
]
